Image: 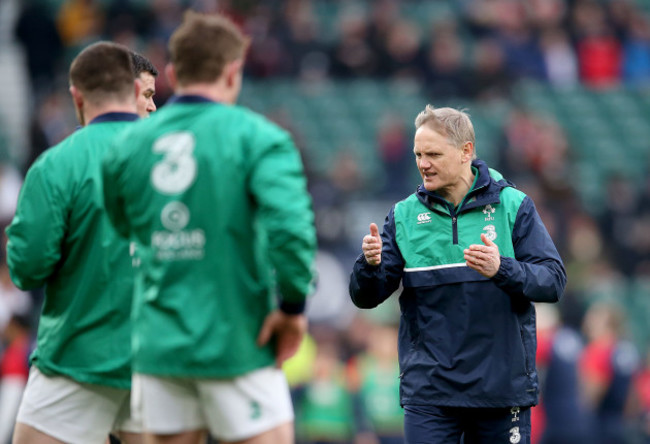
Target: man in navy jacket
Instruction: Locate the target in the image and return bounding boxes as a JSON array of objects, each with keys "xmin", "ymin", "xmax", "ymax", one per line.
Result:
[{"xmin": 350, "ymin": 105, "xmax": 566, "ymax": 444}]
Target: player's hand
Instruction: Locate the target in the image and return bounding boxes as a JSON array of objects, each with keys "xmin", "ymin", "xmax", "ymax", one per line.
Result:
[
  {"xmin": 464, "ymin": 233, "xmax": 501, "ymax": 278},
  {"xmin": 362, "ymin": 223, "xmax": 382, "ymax": 266},
  {"xmin": 257, "ymin": 310, "xmax": 308, "ymax": 367}
]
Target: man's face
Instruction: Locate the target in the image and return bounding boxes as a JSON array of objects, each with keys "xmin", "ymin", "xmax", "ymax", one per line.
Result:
[
  {"xmin": 413, "ymin": 125, "xmax": 466, "ymax": 193},
  {"xmin": 136, "ymin": 72, "xmax": 156, "ymax": 117}
]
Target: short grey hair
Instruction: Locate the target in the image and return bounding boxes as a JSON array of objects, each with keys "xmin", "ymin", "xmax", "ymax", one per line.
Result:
[{"xmin": 414, "ymin": 105, "xmax": 476, "ymax": 159}]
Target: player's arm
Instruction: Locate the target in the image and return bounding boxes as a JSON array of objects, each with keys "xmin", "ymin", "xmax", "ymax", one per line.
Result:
[
  {"xmin": 101, "ymin": 137, "xmax": 130, "ymax": 238},
  {"xmin": 5, "ymin": 162, "xmax": 67, "ymax": 290},
  {"xmin": 491, "ymin": 196, "xmax": 567, "ymax": 302},
  {"xmin": 249, "ymin": 128, "xmax": 315, "ymax": 365},
  {"xmin": 248, "ymin": 130, "xmax": 316, "ymax": 314}
]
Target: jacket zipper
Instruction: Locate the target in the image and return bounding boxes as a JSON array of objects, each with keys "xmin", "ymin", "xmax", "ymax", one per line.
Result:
[{"xmin": 450, "ymin": 205, "xmax": 458, "ymax": 245}]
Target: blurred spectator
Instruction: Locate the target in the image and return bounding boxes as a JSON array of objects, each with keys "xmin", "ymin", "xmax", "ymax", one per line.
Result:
[
  {"xmin": 497, "ymin": 108, "xmax": 571, "ymax": 192},
  {"xmin": 0, "ymin": 314, "xmax": 31, "ymax": 444},
  {"xmin": 14, "ymin": 0, "xmax": 64, "ymax": 99},
  {"xmin": 348, "ymin": 322, "xmax": 403, "ymax": 444},
  {"xmin": 599, "ymin": 174, "xmax": 641, "ymax": 276},
  {"xmin": 56, "ymin": 0, "xmax": 105, "ymax": 48},
  {"xmin": 572, "ymin": 0, "xmax": 622, "ymax": 88},
  {"xmin": 580, "ymin": 301, "xmax": 641, "ymax": 444},
  {"xmin": 423, "ymin": 22, "xmax": 471, "ymax": 100},
  {"xmin": 0, "ymin": 260, "xmax": 31, "ymax": 339},
  {"xmin": 622, "ymin": 14, "xmax": 650, "ymax": 88},
  {"xmin": 534, "ymin": 303, "xmax": 594, "ymax": 444},
  {"xmin": 294, "ymin": 337, "xmax": 356, "ymax": 444},
  {"xmin": 493, "ymin": 0, "xmax": 547, "ymax": 81},
  {"xmin": 376, "ymin": 114, "xmax": 414, "ymax": 199},
  {"xmin": 329, "ymin": 10, "xmax": 378, "ymax": 78},
  {"xmin": 468, "ymin": 38, "xmax": 511, "ymax": 102},
  {"xmin": 381, "ymin": 19, "xmax": 424, "ymax": 81},
  {"xmin": 633, "ymin": 348, "xmax": 650, "ymax": 442},
  {"xmin": 282, "ymin": 1, "xmax": 328, "ymax": 79},
  {"xmin": 540, "ymin": 27, "xmax": 579, "ymax": 87}
]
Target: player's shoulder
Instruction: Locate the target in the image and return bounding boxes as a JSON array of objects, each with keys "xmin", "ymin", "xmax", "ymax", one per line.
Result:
[
  {"xmin": 230, "ymin": 104, "xmax": 290, "ymax": 139},
  {"xmin": 31, "ymin": 128, "xmax": 85, "ymax": 170}
]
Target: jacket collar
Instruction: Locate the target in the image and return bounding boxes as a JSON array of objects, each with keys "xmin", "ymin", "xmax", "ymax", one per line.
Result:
[
  {"xmin": 166, "ymin": 94, "xmax": 216, "ymax": 105},
  {"xmin": 88, "ymin": 112, "xmax": 139, "ymax": 125}
]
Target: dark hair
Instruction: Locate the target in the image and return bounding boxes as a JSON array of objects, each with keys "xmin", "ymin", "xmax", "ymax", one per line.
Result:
[
  {"xmin": 131, "ymin": 51, "xmax": 158, "ymax": 77},
  {"xmin": 169, "ymin": 11, "xmax": 249, "ymax": 86},
  {"xmin": 69, "ymin": 41, "xmax": 135, "ymax": 103}
]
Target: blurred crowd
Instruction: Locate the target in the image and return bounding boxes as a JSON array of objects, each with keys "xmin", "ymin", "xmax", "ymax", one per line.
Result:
[{"xmin": 2, "ymin": 0, "xmax": 650, "ymax": 442}]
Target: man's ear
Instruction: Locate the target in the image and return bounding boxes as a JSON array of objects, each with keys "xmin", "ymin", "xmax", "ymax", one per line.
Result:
[
  {"xmin": 165, "ymin": 63, "xmax": 177, "ymax": 90},
  {"xmin": 134, "ymin": 77, "xmax": 142, "ymax": 102},
  {"xmin": 224, "ymin": 59, "xmax": 244, "ymax": 88},
  {"xmin": 69, "ymin": 85, "xmax": 83, "ymax": 110},
  {"xmin": 462, "ymin": 141, "xmax": 474, "ymax": 163}
]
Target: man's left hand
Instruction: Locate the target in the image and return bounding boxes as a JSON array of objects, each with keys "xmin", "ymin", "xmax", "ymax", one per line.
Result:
[{"xmin": 464, "ymin": 233, "xmax": 501, "ymax": 278}]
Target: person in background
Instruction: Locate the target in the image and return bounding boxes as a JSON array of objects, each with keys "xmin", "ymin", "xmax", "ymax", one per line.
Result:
[
  {"xmin": 349, "ymin": 322, "xmax": 404, "ymax": 444},
  {"xmin": 102, "ymin": 11, "xmax": 316, "ymax": 444},
  {"xmin": 534, "ymin": 303, "xmax": 594, "ymax": 444},
  {"xmin": 5, "ymin": 41, "xmax": 143, "ymax": 444},
  {"xmin": 0, "ymin": 314, "xmax": 32, "ymax": 444},
  {"xmin": 350, "ymin": 105, "xmax": 566, "ymax": 444},
  {"xmin": 580, "ymin": 301, "xmax": 641, "ymax": 444}
]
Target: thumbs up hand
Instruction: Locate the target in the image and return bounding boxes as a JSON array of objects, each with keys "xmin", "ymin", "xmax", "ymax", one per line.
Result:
[
  {"xmin": 464, "ymin": 233, "xmax": 501, "ymax": 278},
  {"xmin": 362, "ymin": 223, "xmax": 382, "ymax": 266}
]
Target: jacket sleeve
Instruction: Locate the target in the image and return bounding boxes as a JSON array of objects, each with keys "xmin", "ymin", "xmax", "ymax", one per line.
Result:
[
  {"xmin": 101, "ymin": 138, "xmax": 130, "ymax": 239},
  {"xmin": 5, "ymin": 161, "xmax": 67, "ymax": 290},
  {"xmin": 349, "ymin": 207, "xmax": 405, "ymax": 308},
  {"xmin": 249, "ymin": 132, "xmax": 316, "ymax": 314},
  {"xmin": 492, "ymin": 196, "xmax": 566, "ymax": 302}
]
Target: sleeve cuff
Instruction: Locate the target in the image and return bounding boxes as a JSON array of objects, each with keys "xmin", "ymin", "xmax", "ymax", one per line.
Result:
[
  {"xmin": 492, "ymin": 256, "xmax": 511, "ymax": 283},
  {"xmin": 279, "ymin": 300, "xmax": 306, "ymax": 315}
]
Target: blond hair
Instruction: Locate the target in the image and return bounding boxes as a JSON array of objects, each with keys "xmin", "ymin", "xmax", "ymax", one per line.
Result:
[{"xmin": 415, "ymin": 105, "xmax": 476, "ymax": 159}]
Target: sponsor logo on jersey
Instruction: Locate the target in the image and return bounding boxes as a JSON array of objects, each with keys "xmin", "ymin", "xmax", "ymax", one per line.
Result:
[
  {"xmin": 417, "ymin": 212, "xmax": 431, "ymax": 224},
  {"xmin": 483, "ymin": 204, "xmax": 495, "ymax": 221},
  {"xmin": 483, "ymin": 224, "xmax": 497, "ymax": 242},
  {"xmin": 152, "ymin": 201, "xmax": 206, "ymax": 260}
]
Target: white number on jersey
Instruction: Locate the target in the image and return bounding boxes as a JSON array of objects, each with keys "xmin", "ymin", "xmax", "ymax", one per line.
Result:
[{"xmin": 150, "ymin": 132, "xmax": 197, "ymax": 194}]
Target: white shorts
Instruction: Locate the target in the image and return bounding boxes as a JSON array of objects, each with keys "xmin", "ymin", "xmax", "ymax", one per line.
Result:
[
  {"xmin": 132, "ymin": 366, "xmax": 294, "ymax": 441},
  {"xmin": 16, "ymin": 366, "xmax": 141, "ymax": 444}
]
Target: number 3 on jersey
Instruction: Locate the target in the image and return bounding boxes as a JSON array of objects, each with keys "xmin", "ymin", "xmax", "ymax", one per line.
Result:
[{"xmin": 150, "ymin": 132, "xmax": 197, "ymax": 194}]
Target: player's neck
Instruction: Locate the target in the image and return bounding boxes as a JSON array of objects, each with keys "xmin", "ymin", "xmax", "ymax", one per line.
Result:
[
  {"xmin": 81, "ymin": 102, "xmax": 137, "ymax": 126},
  {"xmin": 175, "ymin": 82, "xmax": 236, "ymax": 104}
]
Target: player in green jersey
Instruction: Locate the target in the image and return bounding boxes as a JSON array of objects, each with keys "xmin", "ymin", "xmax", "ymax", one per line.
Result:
[
  {"xmin": 130, "ymin": 50, "xmax": 158, "ymax": 117},
  {"xmin": 6, "ymin": 42, "xmax": 143, "ymax": 444},
  {"xmin": 102, "ymin": 11, "xmax": 316, "ymax": 444}
]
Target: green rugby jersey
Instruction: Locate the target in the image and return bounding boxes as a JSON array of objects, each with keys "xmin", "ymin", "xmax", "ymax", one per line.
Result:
[
  {"xmin": 6, "ymin": 113, "xmax": 139, "ymax": 388},
  {"xmin": 103, "ymin": 96, "xmax": 316, "ymax": 378}
]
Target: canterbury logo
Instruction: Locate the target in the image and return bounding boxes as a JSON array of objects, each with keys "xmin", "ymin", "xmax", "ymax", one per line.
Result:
[{"xmin": 417, "ymin": 212, "xmax": 431, "ymax": 224}]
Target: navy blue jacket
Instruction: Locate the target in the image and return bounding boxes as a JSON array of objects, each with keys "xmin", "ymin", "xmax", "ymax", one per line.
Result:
[{"xmin": 350, "ymin": 160, "xmax": 566, "ymax": 408}]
